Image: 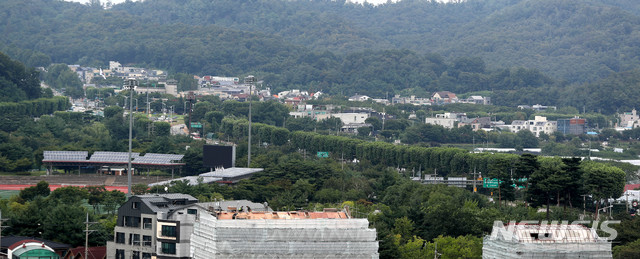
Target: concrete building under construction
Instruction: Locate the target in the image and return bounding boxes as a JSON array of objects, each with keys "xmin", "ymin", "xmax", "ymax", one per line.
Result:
[
  {"xmin": 190, "ymin": 209, "xmax": 379, "ymax": 258},
  {"xmin": 483, "ymin": 223, "xmax": 612, "ymax": 258}
]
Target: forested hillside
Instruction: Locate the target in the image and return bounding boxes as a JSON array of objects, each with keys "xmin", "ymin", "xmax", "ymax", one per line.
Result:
[
  {"xmin": 2, "ymin": 0, "xmax": 640, "ymax": 112},
  {"xmin": 110, "ymin": 0, "xmax": 640, "ymax": 83}
]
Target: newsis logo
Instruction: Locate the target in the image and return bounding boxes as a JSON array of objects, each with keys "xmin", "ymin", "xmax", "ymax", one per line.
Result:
[{"xmin": 489, "ymin": 220, "xmax": 620, "ymax": 241}]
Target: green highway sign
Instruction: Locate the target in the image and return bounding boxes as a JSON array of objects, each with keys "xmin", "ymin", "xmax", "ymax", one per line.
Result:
[
  {"xmin": 483, "ymin": 178, "xmax": 527, "ymax": 189},
  {"xmin": 483, "ymin": 178, "xmax": 501, "ymax": 188},
  {"xmin": 190, "ymin": 122, "xmax": 202, "ymax": 128},
  {"xmin": 317, "ymin": 152, "xmax": 329, "ymax": 158}
]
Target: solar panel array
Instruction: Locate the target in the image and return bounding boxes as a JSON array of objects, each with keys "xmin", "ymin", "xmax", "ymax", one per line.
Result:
[
  {"xmin": 89, "ymin": 151, "xmax": 140, "ymax": 163},
  {"xmin": 134, "ymin": 153, "xmax": 184, "ymax": 164},
  {"xmin": 43, "ymin": 151, "xmax": 88, "ymax": 161}
]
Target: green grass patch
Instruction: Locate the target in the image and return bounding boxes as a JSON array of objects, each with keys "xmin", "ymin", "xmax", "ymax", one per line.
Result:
[{"xmin": 0, "ymin": 190, "xmax": 19, "ymax": 200}]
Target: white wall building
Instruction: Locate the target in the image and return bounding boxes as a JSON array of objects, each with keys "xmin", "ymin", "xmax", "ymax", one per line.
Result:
[
  {"xmin": 425, "ymin": 112, "xmax": 467, "ymax": 129},
  {"xmin": 500, "ymin": 116, "xmax": 557, "ymax": 137},
  {"xmin": 483, "ymin": 224, "xmax": 612, "ymax": 258},
  {"xmin": 330, "ymin": 112, "xmax": 370, "ymax": 124},
  {"xmin": 191, "ymin": 210, "xmax": 379, "ymax": 258}
]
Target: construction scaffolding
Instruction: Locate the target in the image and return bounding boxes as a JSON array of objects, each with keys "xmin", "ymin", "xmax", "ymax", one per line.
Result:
[
  {"xmin": 191, "ymin": 213, "xmax": 379, "ymax": 259},
  {"xmin": 483, "ymin": 224, "xmax": 613, "ymax": 259}
]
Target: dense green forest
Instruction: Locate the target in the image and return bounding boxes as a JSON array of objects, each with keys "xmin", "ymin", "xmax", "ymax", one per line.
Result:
[{"xmin": 3, "ymin": 0, "xmax": 640, "ymax": 113}]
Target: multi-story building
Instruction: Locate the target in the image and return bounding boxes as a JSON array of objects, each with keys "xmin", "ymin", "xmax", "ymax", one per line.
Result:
[
  {"xmin": 425, "ymin": 112, "xmax": 467, "ymax": 129},
  {"xmin": 618, "ymin": 109, "xmax": 640, "ymax": 129},
  {"xmin": 483, "ymin": 224, "xmax": 612, "ymax": 258},
  {"xmin": 458, "ymin": 117, "xmax": 492, "ymax": 131},
  {"xmin": 106, "ymin": 194, "xmax": 203, "ymax": 259},
  {"xmin": 190, "ymin": 209, "xmax": 379, "ymax": 258},
  {"xmin": 500, "ymin": 116, "xmax": 557, "ymax": 137},
  {"xmin": 557, "ymin": 117, "xmax": 586, "ymax": 135},
  {"xmin": 106, "ymin": 195, "xmax": 271, "ymax": 259}
]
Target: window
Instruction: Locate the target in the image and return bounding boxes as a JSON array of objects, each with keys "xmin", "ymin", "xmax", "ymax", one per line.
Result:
[
  {"xmin": 125, "ymin": 216, "xmax": 141, "ymax": 228},
  {"xmin": 143, "ymin": 218, "xmax": 152, "ymax": 229},
  {"xmin": 161, "ymin": 225, "xmax": 177, "ymax": 237},
  {"xmin": 132, "ymin": 251, "xmax": 140, "ymax": 259},
  {"xmin": 161, "ymin": 242, "xmax": 176, "ymax": 254},
  {"xmin": 142, "ymin": 253, "xmax": 151, "ymax": 259},
  {"xmin": 132, "ymin": 202, "xmax": 140, "ymax": 209},
  {"xmin": 115, "ymin": 232, "xmax": 125, "ymax": 244},
  {"xmin": 143, "ymin": 235, "xmax": 152, "ymax": 247},
  {"xmin": 187, "ymin": 209, "xmax": 197, "ymax": 215},
  {"xmin": 130, "ymin": 234, "xmax": 140, "ymax": 245},
  {"xmin": 115, "ymin": 249, "xmax": 125, "ymax": 259}
]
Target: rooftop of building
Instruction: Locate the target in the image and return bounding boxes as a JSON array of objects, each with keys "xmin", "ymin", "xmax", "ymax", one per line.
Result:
[
  {"xmin": 135, "ymin": 193, "xmax": 199, "ymax": 213},
  {"xmin": 199, "ymin": 200, "xmax": 271, "ymax": 213},
  {"xmin": 215, "ymin": 209, "xmax": 349, "ymax": 220},
  {"xmin": 493, "ymin": 224, "xmax": 602, "ymax": 243}
]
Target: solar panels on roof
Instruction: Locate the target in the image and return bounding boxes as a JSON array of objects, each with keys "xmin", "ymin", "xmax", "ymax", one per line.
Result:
[
  {"xmin": 134, "ymin": 153, "xmax": 184, "ymax": 164},
  {"xmin": 43, "ymin": 151, "xmax": 88, "ymax": 161},
  {"xmin": 89, "ymin": 151, "xmax": 140, "ymax": 163}
]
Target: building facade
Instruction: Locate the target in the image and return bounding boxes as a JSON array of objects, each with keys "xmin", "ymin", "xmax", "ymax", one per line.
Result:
[
  {"xmin": 106, "ymin": 194, "xmax": 204, "ymax": 259},
  {"xmin": 483, "ymin": 224, "xmax": 612, "ymax": 258},
  {"xmin": 557, "ymin": 118, "xmax": 586, "ymax": 135},
  {"xmin": 190, "ymin": 209, "xmax": 379, "ymax": 258}
]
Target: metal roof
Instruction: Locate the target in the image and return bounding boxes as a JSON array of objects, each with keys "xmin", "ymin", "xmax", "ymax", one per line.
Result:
[
  {"xmin": 200, "ymin": 168, "xmax": 263, "ymax": 178},
  {"xmin": 42, "ymin": 151, "xmax": 88, "ymax": 162}
]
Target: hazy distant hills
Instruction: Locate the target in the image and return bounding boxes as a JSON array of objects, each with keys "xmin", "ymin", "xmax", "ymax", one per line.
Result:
[{"xmin": 2, "ymin": 0, "xmax": 640, "ymax": 96}]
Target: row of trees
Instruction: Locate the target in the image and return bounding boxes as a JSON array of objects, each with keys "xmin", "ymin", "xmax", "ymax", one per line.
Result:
[{"xmin": 0, "ymin": 181, "xmax": 125, "ymax": 247}]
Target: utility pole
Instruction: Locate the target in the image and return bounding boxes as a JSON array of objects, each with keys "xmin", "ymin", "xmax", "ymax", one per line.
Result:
[
  {"xmin": 0, "ymin": 209, "xmax": 9, "ymax": 256},
  {"xmin": 245, "ymin": 75, "xmax": 256, "ymax": 167},
  {"xmin": 84, "ymin": 213, "xmax": 96, "ymax": 259},
  {"xmin": 124, "ymin": 78, "xmax": 137, "ymax": 198},
  {"xmin": 473, "ymin": 167, "xmax": 477, "ymax": 193}
]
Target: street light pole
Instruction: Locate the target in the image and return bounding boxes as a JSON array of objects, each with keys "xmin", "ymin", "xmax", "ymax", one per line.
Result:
[
  {"xmin": 245, "ymin": 75, "xmax": 256, "ymax": 167},
  {"xmin": 125, "ymin": 78, "xmax": 137, "ymax": 198}
]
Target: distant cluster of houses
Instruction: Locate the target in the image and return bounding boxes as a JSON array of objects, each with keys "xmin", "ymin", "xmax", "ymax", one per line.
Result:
[
  {"xmin": 424, "ymin": 113, "xmax": 586, "ymax": 136},
  {"xmin": 617, "ymin": 109, "xmax": 640, "ymax": 130},
  {"xmin": 290, "ymin": 105, "xmax": 392, "ymax": 134},
  {"xmin": 348, "ymin": 91, "xmax": 491, "ymax": 106}
]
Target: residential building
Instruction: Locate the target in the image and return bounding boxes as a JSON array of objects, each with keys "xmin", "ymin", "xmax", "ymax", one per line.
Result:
[
  {"xmin": 499, "ymin": 116, "xmax": 557, "ymax": 137},
  {"xmin": 63, "ymin": 246, "xmax": 107, "ymax": 259},
  {"xmin": 106, "ymin": 194, "xmax": 204, "ymax": 259},
  {"xmin": 1, "ymin": 236, "xmax": 71, "ymax": 258},
  {"xmin": 391, "ymin": 95, "xmax": 432, "ymax": 105},
  {"xmin": 348, "ymin": 94, "xmax": 371, "ymax": 102},
  {"xmin": 461, "ymin": 96, "xmax": 491, "ymax": 105},
  {"xmin": 330, "ymin": 112, "xmax": 370, "ymax": 124},
  {"xmin": 618, "ymin": 109, "xmax": 640, "ymax": 129},
  {"xmin": 483, "ymin": 223, "xmax": 612, "ymax": 258},
  {"xmin": 517, "ymin": 104, "xmax": 557, "ymax": 112},
  {"xmin": 432, "ymin": 91, "xmax": 458, "ymax": 103},
  {"xmin": 557, "ymin": 117, "xmax": 586, "ymax": 135},
  {"xmin": 190, "ymin": 209, "xmax": 379, "ymax": 258},
  {"xmin": 458, "ymin": 117, "xmax": 492, "ymax": 131},
  {"xmin": 372, "ymin": 98, "xmax": 389, "ymax": 105},
  {"xmin": 341, "ymin": 123, "xmax": 373, "ymax": 134},
  {"xmin": 425, "ymin": 112, "xmax": 467, "ymax": 129}
]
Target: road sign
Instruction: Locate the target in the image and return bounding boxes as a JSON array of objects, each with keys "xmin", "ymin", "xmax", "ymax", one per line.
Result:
[
  {"xmin": 633, "ymin": 201, "xmax": 638, "ymax": 208},
  {"xmin": 483, "ymin": 178, "xmax": 500, "ymax": 188},
  {"xmin": 190, "ymin": 122, "xmax": 202, "ymax": 128},
  {"xmin": 317, "ymin": 152, "xmax": 329, "ymax": 158}
]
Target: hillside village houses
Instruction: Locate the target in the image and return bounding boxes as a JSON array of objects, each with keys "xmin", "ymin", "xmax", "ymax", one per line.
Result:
[
  {"xmin": 391, "ymin": 93, "xmax": 490, "ymax": 106},
  {"xmin": 422, "ymin": 113, "xmax": 586, "ymax": 136},
  {"xmin": 617, "ymin": 109, "xmax": 640, "ymax": 130},
  {"xmin": 497, "ymin": 116, "xmax": 558, "ymax": 137}
]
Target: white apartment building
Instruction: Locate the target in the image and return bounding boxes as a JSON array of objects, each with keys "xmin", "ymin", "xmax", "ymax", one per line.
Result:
[{"xmin": 425, "ymin": 112, "xmax": 467, "ymax": 129}]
